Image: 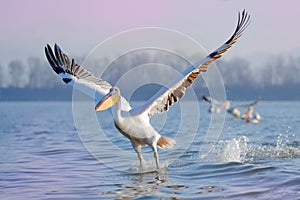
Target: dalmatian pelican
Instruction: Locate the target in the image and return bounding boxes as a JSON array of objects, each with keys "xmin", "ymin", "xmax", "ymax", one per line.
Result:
[
  {"xmin": 45, "ymin": 10, "xmax": 250, "ymax": 169},
  {"xmin": 227, "ymin": 97, "xmax": 261, "ymax": 119}
]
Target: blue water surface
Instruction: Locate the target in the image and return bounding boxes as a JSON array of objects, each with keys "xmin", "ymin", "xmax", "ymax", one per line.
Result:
[{"xmin": 0, "ymin": 101, "xmax": 299, "ymax": 199}]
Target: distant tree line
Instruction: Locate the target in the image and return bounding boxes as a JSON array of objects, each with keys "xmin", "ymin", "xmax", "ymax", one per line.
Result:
[
  {"xmin": 0, "ymin": 51, "xmax": 299, "ymax": 89},
  {"xmin": 216, "ymin": 56, "xmax": 300, "ymax": 87}
]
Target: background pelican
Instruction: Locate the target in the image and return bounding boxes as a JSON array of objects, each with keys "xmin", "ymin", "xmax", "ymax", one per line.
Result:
[
  {"xmin": 45, "ymin": 10, "xmax": 250, "ymax": 169},
  {"xmin": 227, "ymin": 97, "xmax": 262, "ymax": 119},
  {"xmin": 242, "ymin": 98, "xmax": 262, "ymax": 124},
  {"xmin": 243, "ymin": 106, "xmax": 262, "ymax": 124},
  {"xmin": 201, "ymin": 95, "xmax": 262, "ymax": 123}
]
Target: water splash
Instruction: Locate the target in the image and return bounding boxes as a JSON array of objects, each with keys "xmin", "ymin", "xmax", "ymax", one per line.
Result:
[
  {"xmin": 219, "ymin": 136, "xmax": 249, "ymax": 162},
  {"xmin": 200, "ymin": 136, "xmax": 250, "ymax": 163},
  {"xmin": 249, "ymin": 133, "xmax": 300, "ymax": 160},
  {"xmin": 200, "ymin": 133, "xmax": 300, "ymax": 163}
]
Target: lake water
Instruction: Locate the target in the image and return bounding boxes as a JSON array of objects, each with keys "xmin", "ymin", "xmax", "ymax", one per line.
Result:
[{"xmin": 0, "ymin": 101, "xmax": 299, "ymax": 199}]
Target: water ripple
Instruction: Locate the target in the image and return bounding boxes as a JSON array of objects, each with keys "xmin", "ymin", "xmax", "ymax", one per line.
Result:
[{"xmin": 1, "ymin": 101, "xmax": 300, "ymax": 199}]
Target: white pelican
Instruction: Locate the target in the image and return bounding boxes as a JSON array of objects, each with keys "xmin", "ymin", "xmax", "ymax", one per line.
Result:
[
  {"xmin": 200, "ymin": 93, "xmax": 262, "ymax": 123},
  {"xmin": 231, "ymin": 97, "xmax": 261, "ymax": 120},
  {"xmin": 45, "ymin": 10, "xmax": 250, "ymax": 169},
  {"xmin": 244, "ymin": 106, "xmax": 262, "ymax": 124},
  {"xmin": 227, "ymin": 97, "xmax": 262, "ymax": 119}
]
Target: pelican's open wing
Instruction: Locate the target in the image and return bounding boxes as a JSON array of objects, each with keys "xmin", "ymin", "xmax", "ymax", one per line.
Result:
[
  {"xmin": 248, "ymin": 97, "xmax": 262, "ymax": 107},
  {"xmin": 199, "ymin": 93, "xmax": 222, "ymax": 105},
  {"xmin": 231, "ymin": 97, "xmax": 262, "ymax": 110},
  {"xmin": 45, "ymin": 44, "xmax": 131, "ymax": 111},
  {"xmin": 133, "ymin": 10, "xmax": 250, "ymax": 118}
]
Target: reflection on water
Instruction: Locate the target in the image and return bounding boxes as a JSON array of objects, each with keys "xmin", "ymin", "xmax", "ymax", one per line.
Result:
[
  {"xmin": 0, "ymin": 101, "xmax": 300, "ymax": 199},
  {"xmin": 103, "ymin": 173, "xmax": 167, "ymax": 199},
  {"xmin": 102, "ymin": 171, "xmax": 224, "ymax": 199}
]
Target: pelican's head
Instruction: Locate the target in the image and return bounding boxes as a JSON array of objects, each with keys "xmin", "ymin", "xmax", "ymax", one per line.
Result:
[{"xmin": 95, "ymin": 87, "xmax": 120, "ymax": 111}]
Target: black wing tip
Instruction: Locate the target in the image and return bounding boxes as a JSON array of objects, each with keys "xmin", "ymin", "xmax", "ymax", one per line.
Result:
[
  {"xmin": 237, "ymin": 9, "xmax": 251, "ymax": 32},
  {"xmin": 199, "ymin": 93, "xmax": 208, "ymax": 101},
  {"xmin": 44, "ymin": 43, "xmax": 65, "ymax": 74},
  {"xmin": 46, "ymin": 43, "xmax": 51, "ymax": 50},
  {"xmin": 225, "ymin": 10, "xmax": 250, "ymax": 45},
  {"xmin": 45, "ymin": 44, "xmax": 51, "ymax": 56},
  {"xmin": 45, "ymin": 43, "xmax": 61, "ymax": 51},
  {"xmin": 54, "ymin": 43, "xmax": 62, "ymax": 52},
  {"xmin": 238, "ymin": 9, "xmax": 250, "ymax": 21}
]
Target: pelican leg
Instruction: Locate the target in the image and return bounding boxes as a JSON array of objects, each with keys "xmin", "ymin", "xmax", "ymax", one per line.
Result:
[
  {"xmin": 131, "ymin": 142, "xmax": 144, "ymax": 166},
  {"xmin": 137, "ymin": 150, "xmax": 144, "ymax": 166},
  {"xmin": 152, "ymin": 144, "xmax": 160, "ymax": 169}
]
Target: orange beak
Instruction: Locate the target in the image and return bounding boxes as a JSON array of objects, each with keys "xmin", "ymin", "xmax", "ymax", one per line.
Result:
[{"xmin": 95, "ymin": 92, "xmax": 119, "ymax": 111}]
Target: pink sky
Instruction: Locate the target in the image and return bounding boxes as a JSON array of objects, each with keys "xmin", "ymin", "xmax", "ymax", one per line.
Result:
[{"xmin": 1, "ymin": 0, "xmax": 300, "ymax": 65}]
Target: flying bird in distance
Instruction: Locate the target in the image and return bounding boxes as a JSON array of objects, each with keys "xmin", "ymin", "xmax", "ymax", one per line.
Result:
[
  {"xmin": 45, "ymin": 10, "xmax": 250, "ymax": 170},
  {"xmin": 240, "ymin": 97, "xmax": 262, "ymax": 124},
  {"xmin": 200, "ymin": 94, "xmax": 262, "ymax": 124},
  {"xmin": 243, "ymin": 106, "xmax": 262, "ymax": 124},
  {"xmin": 226, "ymin": 97, "xmax": 262, "ymax": 120},
  {"xmin": 201, "ymin": 96, "xmax": 262, "ymax": 123},
  {"xmin": 199, "ymin": 93, "xmax": 229, "ymax": 113}
]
